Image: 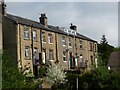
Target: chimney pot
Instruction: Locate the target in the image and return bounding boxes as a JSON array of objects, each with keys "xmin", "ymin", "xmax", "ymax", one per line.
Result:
[{"xmin": 70, "ymin": 23, "xmax": 77, "ymax": 30}]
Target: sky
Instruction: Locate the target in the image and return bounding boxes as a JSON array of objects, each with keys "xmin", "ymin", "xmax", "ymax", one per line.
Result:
[{"xmin": 5, "ymin": 1, "xmax": 118, "ymax": 47}]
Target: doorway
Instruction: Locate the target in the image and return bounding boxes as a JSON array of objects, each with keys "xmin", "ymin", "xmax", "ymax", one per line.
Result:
[{"xmin": 42, "ymin": 49, "xmax": 46, "ymax": 64}]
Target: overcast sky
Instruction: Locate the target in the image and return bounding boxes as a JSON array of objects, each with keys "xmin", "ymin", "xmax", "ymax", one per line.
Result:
[{"xmin": 6, "ymin": 1, "xmax": 118, "ymax": 47}]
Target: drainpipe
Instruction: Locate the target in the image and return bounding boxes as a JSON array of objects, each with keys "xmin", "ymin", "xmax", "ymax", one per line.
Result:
[
  {"xmin": 40, "ymin": 29, "xmax": 42, "ymax": 64},
  {"xmin": 31, "ymin": 24, "xmax": 34, "ymax": 76},
  {"xmin": 19, "ymin": 24, "xmax": 22, "ymax": 70},
  {"xmin": 55, "ymin": 33, "xmax": 58, "ymax": 63}
]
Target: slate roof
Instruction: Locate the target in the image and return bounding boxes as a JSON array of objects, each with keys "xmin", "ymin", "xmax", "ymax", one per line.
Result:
[
  {"xmin": 5, "ymin": 13, "xmax": 97, "ymax": 42},
  {"xmin": 48, "ymin": 25, "xmax": 97, "ymax": 42},
  {"xmin": 107, "ymin": 51, "xmax": 120, "ymax": 70},
  {"xmin": 6, "ymin": 13, "xmax": 52, "ymax": 31}
]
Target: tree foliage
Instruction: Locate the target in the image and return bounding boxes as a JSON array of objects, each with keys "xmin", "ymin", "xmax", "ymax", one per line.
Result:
[
  {"xmin": 113, "ymin": 47, "xmax": 120, "ymax": 51},
  {"xmin": 2, "ymin": 51, "xmax": 26, "ymax": 88},
  {"xmin": 98, "ymin": 35, "xmax": 114, "ymax": 65},
  {"xmin": 2, "ymin": 51, "xmax": 40, "ymax": 89},
  {"xmin": 66, "ymin": 67, "xmax": 120, "ymax": 89},
  {"xmin": 46, "ymin": 63, "xmax": 66, "ymax": 86}
]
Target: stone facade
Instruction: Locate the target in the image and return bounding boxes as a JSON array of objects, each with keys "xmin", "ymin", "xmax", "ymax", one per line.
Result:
[
  {"xmin": 41, "ymin": 30, "xmax": 56, "ymax": 64},
  {"xmin": 2, "ymin": 4, "xmax": 98, "ymax": 76},
  {"xmin": 56, "ymin": 33, "xmax": 97, "ymax": 70}
]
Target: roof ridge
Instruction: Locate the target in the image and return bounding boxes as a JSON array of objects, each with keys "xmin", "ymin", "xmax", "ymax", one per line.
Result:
[{"xmin": 5, "ymin": 13, "xmax": 97, "ymax": 42}]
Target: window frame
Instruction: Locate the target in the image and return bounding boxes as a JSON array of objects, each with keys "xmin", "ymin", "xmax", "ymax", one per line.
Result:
[
  {"xmin": 33, "ymin": 47, "xmax": 38, "ymax": 65},
  {"xmin": 68, "ymin": 38, "xmax": 72, "ymax": 47},
  {"xmin": 62, "ymin": 36, "xmax": 66, "ymax": 46},
  {"xmin": 42, "ymin": 32, "xmax": 46, "ymax": 43},
  {"xmin": 63, "ymin": 51, "xmax": 67, "ymax": 62},
  {"xmin": 90, "ymin": 42, "xmax": 93, "ymax": 51},
  {"xmin": 80, "ymin": 54, "xmax": 84, "ymax": 67},
  {"xmin": 94, "ymin": 44, "xmax": 97, "ymax": 52},
  {"xmin": 49, "ymin": 49, "xmax": 53, "ymax": 61},
  {"xmin": 79, "ymin": 40, "xmax": 83, "ymax": 49},
  {"xmin": 24, "ymin": 26, "xmax": 29, "ymax": 40},
  {"xmin": 25, "ymin": 46, "xmax": 30, "ymax": 60},
  {"xmin": 48, "ymin": 33, "xmax": 53, "ymax": 44},
  {"xmin": 33, "ymin": 30, "xmax": 37, "ymax": 41}
]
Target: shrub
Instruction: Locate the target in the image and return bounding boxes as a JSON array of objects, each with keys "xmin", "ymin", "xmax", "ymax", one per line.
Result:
[{"xmin": 46, "ymin": 63, "xmax": 66, "ymax": 88}]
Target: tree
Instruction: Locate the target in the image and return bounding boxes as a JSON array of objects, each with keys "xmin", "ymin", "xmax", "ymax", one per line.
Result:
[
  {"xmin": 46, "ymin": 63, "xmax": 66, "ymax": 88},
  {"xmin": 2, "ymin": 51, "xmax": 26, "ymax": 88},
  {"xmin": 98, "ymin": 35, "xmax": 114, "ymax": 65},
  {"xmin": 113, "ymin": 47, "xmax": 120, "ymax": 51}
]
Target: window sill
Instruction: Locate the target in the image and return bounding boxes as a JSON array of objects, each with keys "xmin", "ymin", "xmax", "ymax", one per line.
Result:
[
  {"xmin": 25, "ymin": 58, "xmax": 31, "ymax": 60},
  {"xmin": 63, "ymin": 61, "xmax": 67, "ymax": 63},
  {"xmin": 42, "ymin": 42, "xmax": 46, "ymax": 43},
  {"xmin": 24, "ymin": 38, "xmax": 30, "ymax": 40},
  {"xmin": 49, "ymin": 60, "xmax": 53, "ymax": 61},
  {"xmin": 48, "ymin": 43, "xmax": 53, "ymax": 44},
  {"xmin": 68, "ymin": 46, "xmax": 72, "ymax": 48},
  {"xmin": 62, "ymin": 45, "xmax": 66, "ymax": 47}
]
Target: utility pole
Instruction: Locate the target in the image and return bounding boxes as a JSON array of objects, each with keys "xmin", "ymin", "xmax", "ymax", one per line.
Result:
[{"xmin": 76, "ymin": 77, "xmax": 78, "ymax": 90}]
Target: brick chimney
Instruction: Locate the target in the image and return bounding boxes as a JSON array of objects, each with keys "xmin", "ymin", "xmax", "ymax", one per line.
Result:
[
  {"xmin": 70, "ymin": 23, "xmax": 77, "ymax": 30},
  {"xmin": 1, "ymin": 0, "xmax": 6, "ymax": 16},
  {"xmin": 39, "ymin": 13, "xmax": 47, "ymax": 27}
]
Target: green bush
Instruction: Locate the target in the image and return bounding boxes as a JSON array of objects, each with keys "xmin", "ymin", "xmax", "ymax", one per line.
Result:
[
  {"xmin": 2, "ymin": 51, "xmax": 26, "ymax": 88},
  {"xmin": 2, "ymin": 51, "xmax": 41, "ymax": 89},
  {"xmin": 38, "ymin": 66, "xmax": 47, "ymax": 78}
]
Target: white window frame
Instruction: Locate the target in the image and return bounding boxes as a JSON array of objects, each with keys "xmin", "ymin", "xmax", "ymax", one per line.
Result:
[
  {"xmin": 25, "ymin": 46, "xmax": 30, "ymax": 59},
  {"xmin": 48, "ymin": 34, "xmax": 53, "ymax": 44},
  {"xmin": 33, "ymin": 30, "xmax": 37, "ymax": 41},
  {"xmin": 24, "ymin": 27, "xmax": 29, "ymax": 40},
  {"xmin": 80, "ymin": 54, "xmax": 84, "ymax": 67},
  {"xmin": 62, "ymin": 36, "xmax": 66, "ymax": 46},
  {"xmin": 49, "ymin": 49, "xmax": 53, "ymax": 61},
  {"xmin": 63, "ymin": 51, "xmax": 67, "ymax": 62},
  {"xmin": 33, "ymin": 48, "xmax": 38, "ymax": 65}
]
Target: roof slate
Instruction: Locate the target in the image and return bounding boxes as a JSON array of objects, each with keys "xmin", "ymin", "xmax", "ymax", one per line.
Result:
[{"xmin": 5, "ymin": 13, "xmax": 97, "ymax": 42}]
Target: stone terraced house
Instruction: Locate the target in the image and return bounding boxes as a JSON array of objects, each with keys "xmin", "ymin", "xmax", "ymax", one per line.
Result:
[{"xmin": 1, "ymin": 1, "xmax": 98, "ymax": 76}]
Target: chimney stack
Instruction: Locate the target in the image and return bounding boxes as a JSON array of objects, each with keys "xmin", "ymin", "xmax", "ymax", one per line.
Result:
[
  {"xmin": 70, "ymin": 23, "xmax": 77, "ymax": 30},
  {"xmin": 1, "ymin": 0, "xmax": 6, "ymax": 16},
  {"xmin": 39, "ymin": 13, "xmax": 47, "ymax": 27}
]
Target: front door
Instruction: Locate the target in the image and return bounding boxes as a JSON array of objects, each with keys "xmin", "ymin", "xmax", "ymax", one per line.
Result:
[
  {"xmin": 42, "ymin": 49, "xmax": 46, "ymax": 64},
  {"xmin": 33, "ymin": 48, "xmax": 38, "ymax": 77},
  {"xmin": 69, "ymin": 52, "xmax": 72, "ymax": 69}
]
